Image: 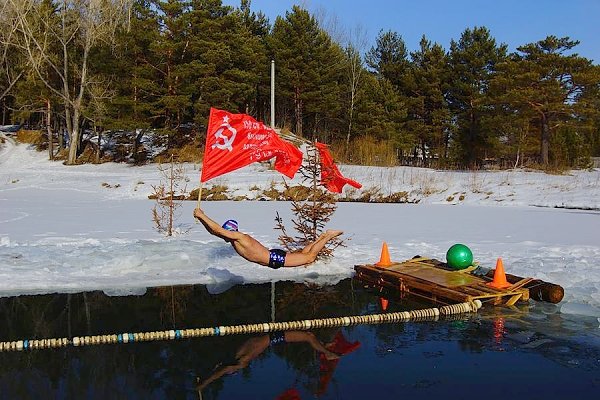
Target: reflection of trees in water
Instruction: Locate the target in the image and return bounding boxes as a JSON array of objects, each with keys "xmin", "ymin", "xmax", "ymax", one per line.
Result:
[
  {"xmin": 153, "ymin": 285, "xmax": 194, "ymax": 326},
  {"xmin": 0, "ymin": 340, "xmax": 201, "ymax": 397},
  {"xmin": 278, "ymin": 282, "xmax": 349, "ymax": 318},
  {"xmin": 0, "ymin": 279, "xmax": 371, "ymax": 342},
  {"xmin": 0, "ymin": 279, "xmax": 371, "ymax": 398},
  {"xmin": 3, "ymin": 280, "xmax": 597, "ymax": 397}
]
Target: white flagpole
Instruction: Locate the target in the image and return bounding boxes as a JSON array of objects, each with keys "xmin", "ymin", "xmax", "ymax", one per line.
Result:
[{"xmin": 270, "ymin": 60, "xmax": 275, "ymax": 128}]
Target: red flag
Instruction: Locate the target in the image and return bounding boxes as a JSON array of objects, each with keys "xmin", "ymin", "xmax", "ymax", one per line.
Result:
[
  {"xmin": 201, "ymin": 108, "xmax": 303, "ymax": 182},
  {"xmin": 315, "ymin": 142, "xmax": 362, "ymax": 193},
  {"xmin": 317, "ymin": 331, "xmax": 361, "ymax": 395},
  {"xmin": 275, "ymin": 388, "xmax": 302, "ymax": 400}
]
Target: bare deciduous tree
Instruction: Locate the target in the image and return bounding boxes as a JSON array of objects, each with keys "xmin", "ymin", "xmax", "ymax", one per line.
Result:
[
  {"xmin": 314, "ymin": 8, "xmax": 368, "ymax": 146},
  {"xmin": 5, "ymin": 0, "xmax": 131, "ymax": 164},
  {"xmin": 343, "ymin": 26, "xmax": 368, "ymax": 145},
  {"xmin": 0, "ymin": 0, "xmax": 28, "ymax": 117}
]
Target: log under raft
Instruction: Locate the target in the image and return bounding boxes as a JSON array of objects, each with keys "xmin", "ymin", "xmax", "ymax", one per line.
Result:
[
  {"xmin": 354, "ymin": 256, "xmax": 564, "ymax": 306},
  {"xmin": 482, "ymin": 270, "xmax": 564, "ymax": 304}
]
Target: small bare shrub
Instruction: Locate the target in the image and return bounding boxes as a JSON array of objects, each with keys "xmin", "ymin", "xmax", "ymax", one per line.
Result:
[
  {"xmin": 468, "ymin": 171, "xmax": 487, "ymax": 193},
  {"xmin": 383, "ymin": 191, "xmax": 410, "ymax": 203},
  {"xmin": 151, "ymin": 156, "xmax": 189, "ymax": 236},
  {"xmin": 357, "ymin": 186, "xmax": 382, "ymax": 202},
  {"xmin": 261, "ymin": 186, "xmax": 281, "ymax": 200}
]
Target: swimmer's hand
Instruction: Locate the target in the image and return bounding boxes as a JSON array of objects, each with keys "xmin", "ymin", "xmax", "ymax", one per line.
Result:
[{"xmin": 194, "ymin": 208, "xmax": 205, "ymax": 220}]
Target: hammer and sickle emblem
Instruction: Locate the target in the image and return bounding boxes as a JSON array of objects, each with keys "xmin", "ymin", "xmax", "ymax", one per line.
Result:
[{"xmin": 211, "ymin": 118, "xmax": 237, "ymax": 152}]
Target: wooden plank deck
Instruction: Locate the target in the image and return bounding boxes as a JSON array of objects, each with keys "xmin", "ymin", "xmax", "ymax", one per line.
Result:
[{"xmin": 355, "ymin": 258, "xmax": 530, "ymax": 306}]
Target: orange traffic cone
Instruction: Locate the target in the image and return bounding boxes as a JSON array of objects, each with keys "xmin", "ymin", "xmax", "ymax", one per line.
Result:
[
  {"xmin": 486, "ymin": 257, "xmax": 511, "ymax": 289},
  {"xmin": 375, "ymin": 242, "xmax": 392, "ymax": 267},
  {"xmin": 379, "ymin": 297, "xmax": 389, "ymax": 311}
]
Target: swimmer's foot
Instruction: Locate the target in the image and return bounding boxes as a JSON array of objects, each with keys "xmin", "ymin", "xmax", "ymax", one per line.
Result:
[
  {"xmin": 325, "ymin": 229, "xmax": 343, "ymax": 238},
  {"xmin": 322, "ymin": 349, "xmax": 340, "ymax": 361}
]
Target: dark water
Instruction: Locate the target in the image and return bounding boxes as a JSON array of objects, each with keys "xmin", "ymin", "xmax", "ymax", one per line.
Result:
[{"xmin": 1, "ymin": 279, "xmax": 599, "ymax": 400}]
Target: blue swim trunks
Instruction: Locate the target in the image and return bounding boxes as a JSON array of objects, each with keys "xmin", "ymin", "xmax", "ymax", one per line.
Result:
[
  {"xmin": 268, "ymin": 249, "xmax": 286, "ymax": 269},
  {"xmin": 269, "ymin": 331, "xmax": 286, "ymax": 345}
]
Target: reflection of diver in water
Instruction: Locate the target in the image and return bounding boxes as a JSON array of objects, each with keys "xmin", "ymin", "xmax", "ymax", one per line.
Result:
[{"xmin": 197, "ymin": 331, "xmax": 340, "ymax": 393}]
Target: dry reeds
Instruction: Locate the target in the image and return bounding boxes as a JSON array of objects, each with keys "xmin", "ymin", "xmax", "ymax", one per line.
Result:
[
  {"xmin": 330, "ymin": 137, "xmax": 398, "ymax": 167},
  {"xmin": 17, "ymin": 130, "xmax": 45, "ymax": 145}
]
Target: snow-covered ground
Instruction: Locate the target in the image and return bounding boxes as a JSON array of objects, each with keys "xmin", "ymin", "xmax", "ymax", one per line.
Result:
[{"xmin": 1, "ymin": 133, "xmax": 599, "ymax": 319}]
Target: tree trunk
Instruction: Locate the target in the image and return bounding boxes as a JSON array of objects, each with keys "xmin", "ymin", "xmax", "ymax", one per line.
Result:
[
  {"xmin": 46, "ymin": 99, "xmax": 53, "ymax": 161},
  {"xmin": 67, "ymin": 35, "xmax": 90, "ymax": 165},
  {"xmin": 95, "ymin": 125, "xmax": 101, "ymax": 164},
  {"xmin": 443, "ymin": 128, "xmax": 449, "ymax": 160},
  {"xmin": 346, "ymin": 92, "xmax": 355, "ymax": 145},
  {"xmin": 468, "ymin": 104, "xmax": 476, "ymax": 167},
  {"xmin": 294, "ymin": 87, "xmax": 303, "ymax": 136},
  {"xmin": 311, "ymin": 145, "xmax": 318, "ymax": 240},
  {"xmin": 168, "ymin": 155, "xmax": 174, "ymax": 236},
  {"xmin": 133, "ymin": 129, "xmax": 146, "ymax": 164},
  {"xmin": 58, "ymin": 121, "xmax": 65, "ymax": 150},
  {"xmin": 67, "ymin": 112, "xmax": 81, "ymax": 164},
  {"xmin": 540, "ymin": 113, "xmax": 550, "ymax": 166}
]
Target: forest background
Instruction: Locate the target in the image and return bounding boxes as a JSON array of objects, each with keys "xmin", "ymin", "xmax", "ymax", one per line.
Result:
[{"xmin": 1, "ymin": 0, "xmax": 599, "ymax": 171}]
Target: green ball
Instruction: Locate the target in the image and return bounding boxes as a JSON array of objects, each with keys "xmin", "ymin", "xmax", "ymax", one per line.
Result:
[{"xmin": 446, "ymin": 244, "xmax": 473, "ymax": 270}]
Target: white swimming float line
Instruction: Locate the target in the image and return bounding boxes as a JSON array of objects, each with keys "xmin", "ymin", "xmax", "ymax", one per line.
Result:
[{"xmin": 0, "ymin": 300, "xmax": 482, "ymax": 352}]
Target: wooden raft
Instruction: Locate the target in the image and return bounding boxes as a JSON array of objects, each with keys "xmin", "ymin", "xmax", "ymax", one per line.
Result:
[{"xmin": 355, "ymin": 257, "xmax": 530, "ymax": 306}]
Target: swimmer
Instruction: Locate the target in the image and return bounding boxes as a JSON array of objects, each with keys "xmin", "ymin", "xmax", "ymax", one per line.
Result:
[{"xmin": 193, "ymin": 207, "xmax": 343, "ymax": 268}]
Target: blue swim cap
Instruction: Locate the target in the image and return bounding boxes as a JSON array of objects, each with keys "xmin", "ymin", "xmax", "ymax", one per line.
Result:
[{"xmin": 222, "ymin": 219, "xmax": 238, "ymax": 231}]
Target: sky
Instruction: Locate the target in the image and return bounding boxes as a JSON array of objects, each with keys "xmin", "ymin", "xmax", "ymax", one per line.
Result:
[
  {"xmin": 1, "ymin": 131, "xmax": 599, "ymax": 320},
  {"xmin": 222, "ymin": 0, "xmax": 600, "ymax": 63}
]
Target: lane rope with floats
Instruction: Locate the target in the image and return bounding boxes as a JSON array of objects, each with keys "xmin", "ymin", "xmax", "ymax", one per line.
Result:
[{"xmin": 0, "ymin": 300, "xmax": 482, "ymax": 352}]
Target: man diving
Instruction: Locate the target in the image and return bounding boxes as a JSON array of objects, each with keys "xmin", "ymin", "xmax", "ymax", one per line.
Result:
[{"xmin": 193, "ymin": 208, "xmax": 343, "ymax": 268}]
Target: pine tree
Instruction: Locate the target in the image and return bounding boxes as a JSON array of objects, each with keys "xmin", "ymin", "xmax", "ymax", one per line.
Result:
[
  {"xmin": 235, "ymin": 0, "xmax": 271, "ymax": 120},
  {"xmin": 490, "ymin": 36, "xmax": 600, "ymax": 168},
  {"xmin": 405, "ymin": 35, "xmax": 452, "ymax": 166},
  {"xmin": 365, "ymin": 30, "xmax": 410, "ymax": 89},
  {"xmin": 108, "ymin": 0, "xmax": 163, "ymax": 132},
  {"xmin": 268, "ymin": 6, "xmax": 341, "ymax": 137},
  {"xmin": 237, "ymin": 0, "xmax": 270, "ymax": 38},
  {"xmin": 362, "ymin": 29, "xmax": 411, "ymax": 158},
  {"xmin": 575, "ymin": 71, "xmax": 600, "ymax": 159},
  {"xmin": 154, "ymin": 0, "xmax": 191, "ymax": 137},
  {"xmin": 185, "ymin": 0, "xmax": 267, "ymax": 125},
  {"xmin": 447, "ymin": 26, "xmax": 507, "ymax": 168},
  {"xmin": 366, "ymin": 77, "xmax": 407, "ymax": 146},
  {"xmin": 96, "ymin": 0, "xmax": 164, "ymax": 164}
]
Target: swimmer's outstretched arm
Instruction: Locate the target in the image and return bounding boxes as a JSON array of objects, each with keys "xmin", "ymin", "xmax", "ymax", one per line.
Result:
[
  {"xmin": 197, "ymin": 363, "xmax": 242, "ymax": 392},
  {"xmin": 194, "ymin": 208, "xmax": 240, "ymax": 241}
]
